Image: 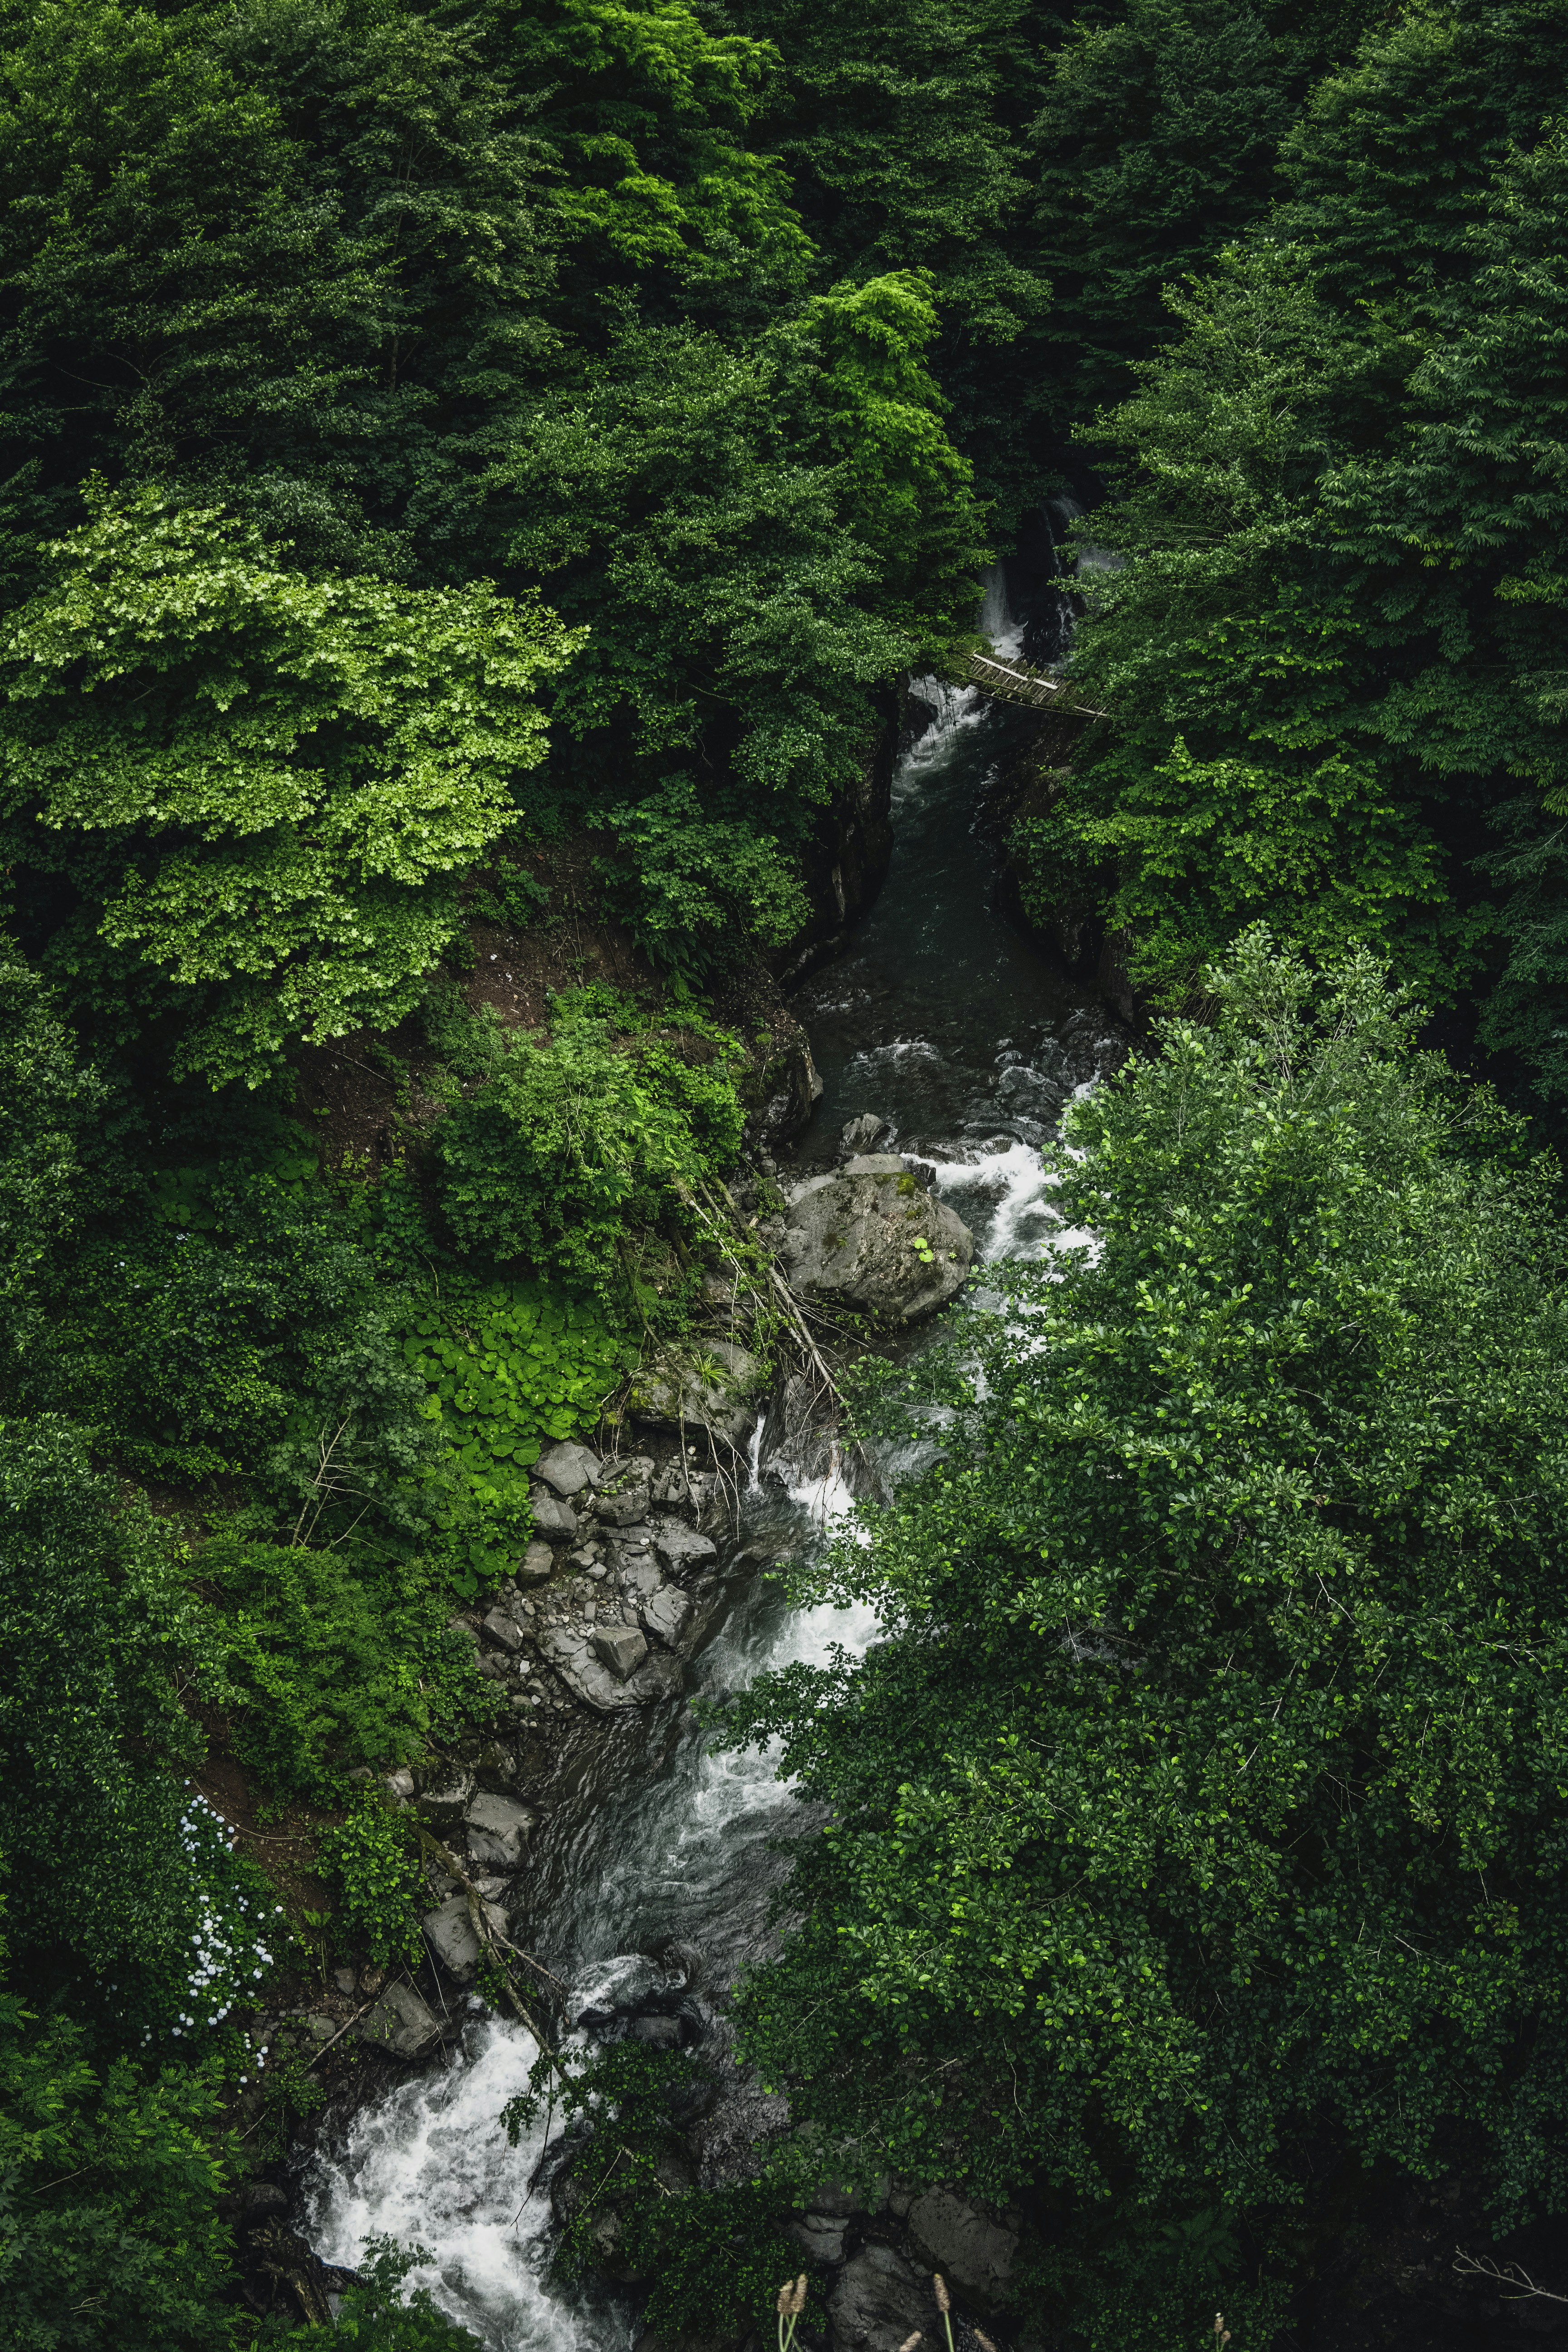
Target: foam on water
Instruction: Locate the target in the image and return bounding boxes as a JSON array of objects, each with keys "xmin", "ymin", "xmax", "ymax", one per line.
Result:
[{"xmin": 300, "ymin": 2016, "xmax": 620, "ymax": 2352}]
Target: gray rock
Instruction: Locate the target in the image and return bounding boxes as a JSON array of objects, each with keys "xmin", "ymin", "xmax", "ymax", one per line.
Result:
[
  {"xmin": 593, "ymin": 1623, "xmax": 649, "ymax": 1679},
  {"xmin": 531, "ymin": 1491, "xmax": 579, "ymax": 1544},
  {"xmin": 482, "ymin": 1607, "xmax": 525, "ymax": 1653},
  {"xmin": 906, "ymin": 2187, "xmax": 1017, "ymax": 2303},
  {"xmin": 791, "ymin": 2211, "xmax": 849, "ymax": 2265},
  {"xmin": 627, "ymin": 1341, "xmax": 767, "ymax": 1447},
  {"xmin": 537, "ymin": 1626, "xmax": 683, "ymax": 1714},
  {"xmin": 828, "ymin": 2244, "xmax": 934, "ymax": 2352},
  {"xmin": 464, "ymin": 1790, "xmax": 534, "ymax": 1870},
  {"xmin": 382, "ymin": 1767, "xmax": 416, "ymax": 1801},
  {"xmin": 516, "ymin": 1542, "xmax": 555, "ymax": 1586},
  {"xmin": 625, "ymin": 2014, "xmax": 682, "ymax": 2049},
  {"xmin": 642, "ymin": 1585, "xmax": 693, "ymax": 1648},
  {"xmin": 595, "ymin": 1480, "xmax": 652, "ymax": 1527},
  {"xmin": 778, "ymin": 1164, "xmax": 972, "ymax": 1324},
  {"xmin": 358, "ymin": 1980, "xmax": 442, "ymax": 2059},
  {"xmin": 654, "ymin": 1522, "xmax": 718, "ymax": 1573},
  {"xmin": 534, "ymin": 1441, "xmax": 602, "ymax": 1497},
  {"xmin": 415, "ymin": 1765, "xmax": 475, "ymax": 1823},
  {"xmin": 241, "ymin": 2181, "xmax": 290, "ymax": 2217},
  {"xmin": 841, "ymin": 1112, "xmax": 890, "ymax": 1156},
  {"xmin": 421, "ymin": 1892, "xmax": 506, "ymax": 1986}
]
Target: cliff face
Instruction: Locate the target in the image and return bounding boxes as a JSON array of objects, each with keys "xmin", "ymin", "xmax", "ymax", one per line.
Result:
[{"xmin": 771, "ymin": 693, "xmax": 898, "ymax": 989}]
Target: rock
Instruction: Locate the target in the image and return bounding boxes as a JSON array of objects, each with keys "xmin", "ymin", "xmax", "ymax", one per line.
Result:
[
  {"xmin": 654, "ymin": 1522, "xmax": 718, "ymax": 1573},
  {"xmin": 299, "ymin": 2012, "xmax": 337, "ymax": 2043},
  {"xmin": 531, "ymin": 1491, "xmax": 579, "ymax": 1545},
  {"xmin": 516, "ymin": 1542, "xmax": 555, "ymax": 1585},
  {"xmin": 332, "ymin": 1966, "xmax": 357, "ymax": 1996},
  {"xmin": 593, "ymin": 1624, "xmax": 649, "ymax": 1680},
  {"xmin": 537, "ymin": 1626, "xmax": 683, "ymax": 1714},
  {"xmin": 358, "ymin": 1980, "xmax": 442, "ymax": 2059},
  {"xmin": 627, "ymin": 1341, "xmax": 767, "ymax": 1447},
  {"xmin": 906, "ymin": 2187, "xmax": 1018, "ymax": 2304},
  {"xmin": 534, "ymin": 1441, "xmax": 602, "ymax": 1498},
  {"xmin": 626, "ymin": 2014, "xmax": 683, "ymax": 2050},
  {"xmin": 464, "ymin": 1790, "xmax": 535, "ymax": 1870},
  {"xmin": 642, "ymin": 1586, "xmax": 694, "ymax": 1648},
  {"xmin": 595, "ymin": 1485, "xmax": 652, "ymax": 1528},
  {"xmin": 778, "ymin": 1164, "xmax": 972, "ymax": 1324},
  {"xmin": 242, "ymin": 2181, "xmax": 291, "ymax": 2218},
  {"xmin": 415, "ymin": 1765, "xmax": 475, "ymax": 1823},
  {"xmin": 482, "ymin": 1607, "xmax": 525, "ymax": 1653},
  {"xmin": 841, "ymin": 1112, "xmax": 889, "ymax": 1156},
  {"xmin": 828, "ymin": 2244, "xmax": 935, "ymax": 2352},
  {"xmin": 421, "ymin": 1893, "xmax": 507, "ymax": 1986},
  {"xmin": 791, "ymin": 2211, "xmax": 849, "ymax": 2264}
]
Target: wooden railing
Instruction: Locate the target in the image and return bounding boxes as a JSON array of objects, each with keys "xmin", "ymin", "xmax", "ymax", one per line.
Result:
[{"xmin": 965, "ymin": 651, "xmax": 1106, "ymax": 719}]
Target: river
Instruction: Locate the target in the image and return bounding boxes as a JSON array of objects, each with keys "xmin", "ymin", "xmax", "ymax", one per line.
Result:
[{"xmin": 299, "ymin": 573, "xmax": 1123, "ymax": 2347}]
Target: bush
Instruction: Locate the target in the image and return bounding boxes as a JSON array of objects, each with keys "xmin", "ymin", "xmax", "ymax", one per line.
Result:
[
  {"xmin": 203, "ymin": 1538, "xmax": 493, "ymax": 1799},
  {"xmin": 318, "ymin": 1799, "xmax": 427, "ymax": 1971},
  {"xmin": 0, "ymin": 1935, "xmax": 240, "ymax": 2352},
  {"xmin": 428, "ymin": 989, "xmax": 745, "ymax": 1294}
]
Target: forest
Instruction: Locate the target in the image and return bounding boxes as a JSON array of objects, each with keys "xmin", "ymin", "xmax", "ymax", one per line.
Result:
[{"xmin": 3, "ymin": 0, "xmax": 1568, "ymax": 2347}]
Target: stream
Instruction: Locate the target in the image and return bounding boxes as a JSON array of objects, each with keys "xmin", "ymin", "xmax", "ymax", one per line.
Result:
[{"xmin": 299, "ymin": 571, "xmax": 1125, "ymax": 2348}]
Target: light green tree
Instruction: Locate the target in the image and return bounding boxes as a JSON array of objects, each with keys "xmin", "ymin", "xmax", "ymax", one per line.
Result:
[{"xmin": 0, "ymin": 488, "xmax": 583, "ymax": 1083}]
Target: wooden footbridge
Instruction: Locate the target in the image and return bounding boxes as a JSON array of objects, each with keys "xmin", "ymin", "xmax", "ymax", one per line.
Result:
[{"xmin": 965, "ymin": 651, "xmax": 1106, "ymax": 720}]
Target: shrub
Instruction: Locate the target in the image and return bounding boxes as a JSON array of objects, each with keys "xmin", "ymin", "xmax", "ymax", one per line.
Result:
[
  {"xmin": 202, "ymin": 1538, "xmax": 494, "ymax": 1798},
  {"xmin": 427, "ymin": 989, "xmax": 745, "ymax": 1293}
]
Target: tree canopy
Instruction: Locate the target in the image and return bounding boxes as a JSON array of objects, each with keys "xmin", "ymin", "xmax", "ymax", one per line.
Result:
[{"xmin": 718, "ymin": 935, "xmax": 1568, "ymax": 2343}]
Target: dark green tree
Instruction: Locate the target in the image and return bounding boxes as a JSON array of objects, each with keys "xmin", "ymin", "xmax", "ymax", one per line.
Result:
[{"xmin": 716, "ymin": 936, "xmax": 1568, "ymax": 2347}]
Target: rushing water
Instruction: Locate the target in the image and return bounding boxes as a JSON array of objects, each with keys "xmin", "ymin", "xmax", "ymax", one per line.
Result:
[{"xmin": 300, "ymin": 572, "xmax": 1124, "ymax": 2347}]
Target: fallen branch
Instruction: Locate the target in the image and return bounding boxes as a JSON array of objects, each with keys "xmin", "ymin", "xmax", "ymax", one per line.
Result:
[{"xmin": 1454, "ymin": 2249, "xmax": 1568, "ymax": 2303}]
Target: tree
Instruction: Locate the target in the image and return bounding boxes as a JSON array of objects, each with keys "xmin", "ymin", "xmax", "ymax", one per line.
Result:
[
  {"xmin": 497, "ymin": 290, "xmax": 981, "ymax": 969},
  {"xmin": 715, "ymin": 936, "xmax": 1568, "ymax": 2347},
  {"xmin": 0, "ymin": 1940, "xmax": 239, "ymax": 2352},
  {"xmin": 1032, "ymin": 5, "xmax": 1568, "ymax": 1085},
  {"xmin": 1029, "ymin": 0, "xmax": 1299, "ymax": 421},
  {"xmin": 0, "ymin": 949, "xmax": 104, "ymax": 1362},
  {"xmin": 0, "ymin": 488, "xmax": 582, "ymax": 1083}
]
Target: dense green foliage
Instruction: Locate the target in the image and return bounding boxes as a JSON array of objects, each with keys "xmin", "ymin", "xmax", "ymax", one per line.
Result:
[
  {"xmin": 717, "ymin": 937, "xmax": 1568, "ymax": 2341},
  {"xmin": 504, "ymin": 2040, "xmax": 812, "ymax": 2340},
  {"xmin": 429, "ymin": 990, "xmax": 746, "ymax": 1286},
  {"xmin": 5, "ymin": 0, "xmax": 1568, "ymax": 2341},
  {"xmin": 1025, "ymin": 0, "xmax": 1568, "ymax": 1098},
  {"xmin": 0, "ymin": 1936, "xmax": 239, "ymax": 2352}
]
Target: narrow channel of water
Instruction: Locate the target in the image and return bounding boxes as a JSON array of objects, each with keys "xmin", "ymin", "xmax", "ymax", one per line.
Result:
[{"xmin": 300, "ymin": 577, "xmax": 1125, "ymax": 2347}]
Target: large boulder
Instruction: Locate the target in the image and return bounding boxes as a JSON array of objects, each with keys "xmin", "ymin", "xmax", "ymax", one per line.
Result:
[
  {"xmin": 537, "ymin": 1626, "xmax": 683, "ymax": 1714},
  {"xmin": 779, "ymin": 1161, "xmax": 972, "ymax": 1323},
  {"xmin": 422, "ymin": 1892, "xmax": 507, "ymax": 1986},
  {"xmin": 464, "ymin": 1790, "xmax": 534, "ymax": 1870},
  {"xmin": 358, "ymin": 1980, "xmax": 441, "ymax": 2059},
  {"xmin": 906, "ymin": 2187, "xmax": 1017, "ymax": 2306},
  {"xmin": 531, "ymin": 1490, "xmax": 579, "ymax": 1545},
  {"xmin": 627, "ymin": 1340, "xmax": 767, "ymax": 1447},
  {"xmin": 592, "ymin": 1623, "xmax": 649, "ymax": 1680},
  {"xmin": 828, "ymin": 2244, "xmax": 935, "ymax": 2352},
  {"xmin": 534, "ymin": 1441, "xmax": 601, "ymax": 1498}
]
